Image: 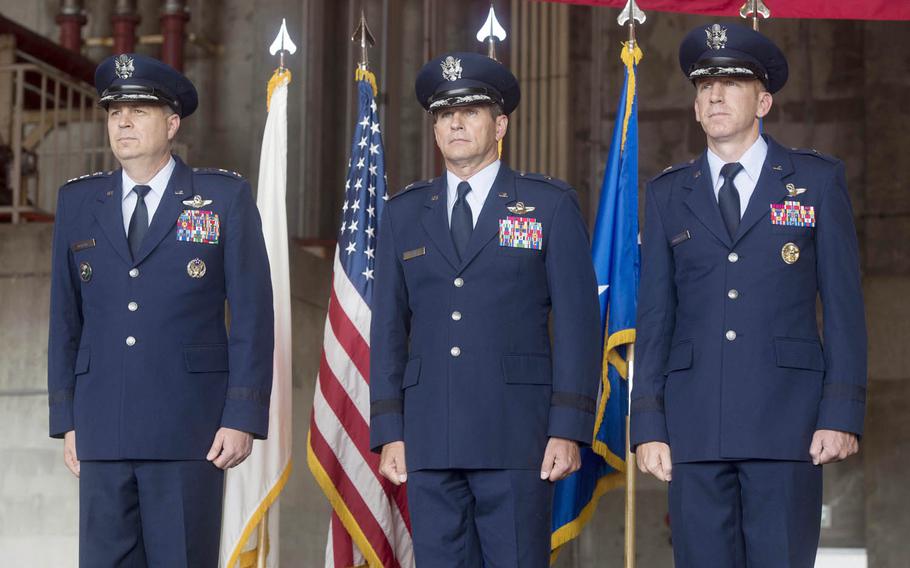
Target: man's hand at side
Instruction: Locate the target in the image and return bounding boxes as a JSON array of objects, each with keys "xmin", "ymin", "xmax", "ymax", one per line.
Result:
[
  {"xmin": 63, "ymin": 430, "xmax": 80, "ymax": 478},
  {"xmin": 636, "ymin": 441, "xmax": 673, "ymax": 482},
  {"xmin": 379, "ymin": 441, "xmax": 408, "ymax": 485},
  {"xmin": 206, "ymin": 427, "xmax": 254, "ymax": 470},
  {"xmin": 540, "ymin": 437, "xmax": 581, "ymax": 482},
  {"xmin": 809, "ymin": 429, "xmax": 859, "ymax": 466}
]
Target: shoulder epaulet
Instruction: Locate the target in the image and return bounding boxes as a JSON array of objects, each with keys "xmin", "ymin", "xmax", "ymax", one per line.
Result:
[
  {"xmin": 64, "ymin": 171, "xmax": 112, "ymax": 186},
  {"xmin": 389, "ymin": 178, "xmax": 434, "ymax": 200},
  {"xmin": 193, "ymin": 167, "xmax": 245, "ymax": 179},
  {"xmin": 516, "ymin": 171, "xmax": 572, "ymax": 191},
  {"xmin": 650, "ymin": 159, "xmax": 696, "ymax": 182},
  {"xmin": 788, "ymin": 147, "xmax": 839, "ymax": 164}
]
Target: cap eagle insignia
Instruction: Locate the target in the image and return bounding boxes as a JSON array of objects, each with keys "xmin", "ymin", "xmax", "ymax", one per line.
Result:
[
  {"xmin": 705, "ymin": 24, "xmax": 728, "ymax": 50},
  {"xmin": 114, "ymin": 54, "xmax": 135, "ymax": 79},
  {"xmin": 441, "ymin": 56, "xmax": 463, "ymax": 82}
]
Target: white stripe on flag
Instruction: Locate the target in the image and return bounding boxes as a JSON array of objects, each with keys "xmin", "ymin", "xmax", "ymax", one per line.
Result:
[
  {"xmin": 312, "ymin": 385, "xmax": 413, "ymax": 557},
  {"xmin": 321, "ymin": 316, "xmax": 371, "ymax": 423},
  {"xmin": 332, "ymin": 249, "xmax": 372, "ymax": 345}
]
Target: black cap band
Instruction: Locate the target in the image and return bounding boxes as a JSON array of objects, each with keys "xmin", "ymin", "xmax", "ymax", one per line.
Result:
[
  {"xmin": 99, "ymin": 84, "xmax": 181, "ymax": 112},
  {"xmin": 688, "ymin": 56, "xmax": 769, "ymax": 87},
  {"xmin": 428, "ymin": 86, "xmax": 504, "ymax": 111}
]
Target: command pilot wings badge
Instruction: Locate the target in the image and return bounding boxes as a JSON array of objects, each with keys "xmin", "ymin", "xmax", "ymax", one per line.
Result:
[
  {"xmin": 507, "ymin": 201, "xmax": 535, "ymax": 215},
  {"xmin": 183, "ymin": 195, "xmax": 213, "ymax": 208},
  {"xmin": 786, "ymin": 183, "xmax": 807, "ymax": 197}
]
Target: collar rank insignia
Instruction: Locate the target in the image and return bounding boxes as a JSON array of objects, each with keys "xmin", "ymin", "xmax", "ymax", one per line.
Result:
[
  {"xmin": 114, "ymin": 54, "xmax": 134, "ymax": 79},
  {"xmin": 786, "ymin": 183, "xmax": 807, "ymax": 197},
  {"xmin": 183, "ymin": 195, "xmax": 213, "ymax": 208},
  {"xmin": 507, "ymin": 201, "xmax": 535, "ymax": 215}
]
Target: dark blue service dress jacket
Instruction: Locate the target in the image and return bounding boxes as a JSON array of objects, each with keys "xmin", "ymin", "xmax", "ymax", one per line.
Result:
[
  {"xmin": 369, "ymin": 165, "xmax": 602, "ymax": 471},
  {"xmin": 47, "ymin": 156, "xmax": 274, "ymax": 460},
  {"xmin": 631, "ymin": 136, "xmax": 867, "ymax": 463}
]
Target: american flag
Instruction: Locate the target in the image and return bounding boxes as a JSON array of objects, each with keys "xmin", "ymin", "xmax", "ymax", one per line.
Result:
[{"xmin": 307, "ymin": 71, "xmax": 414, "ymax": 568}]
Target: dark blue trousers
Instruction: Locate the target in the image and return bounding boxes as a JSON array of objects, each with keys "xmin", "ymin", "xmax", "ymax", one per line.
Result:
[
  {"xmin": 669, "ymin": 460, "xmax": 822, "ymax": 568},
  {"xmin": 79, "ymin": 460, "xmax": 224, "ymax": 568},
  {"xmin": 407, "ymin": 469, "xmax": 553, "ymax": 568}
]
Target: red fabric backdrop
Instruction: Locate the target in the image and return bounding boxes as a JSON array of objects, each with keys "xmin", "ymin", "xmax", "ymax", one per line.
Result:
[{"xmin": 539, "ymin": 1, "xmax": 910, "ymax": 21}]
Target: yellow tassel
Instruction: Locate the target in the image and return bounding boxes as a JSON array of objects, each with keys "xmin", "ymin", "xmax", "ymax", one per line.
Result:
[
  {"xmin": 266, "ymin": 68, "xmax": 292, "ymax": 111},
  {"xmin": 354, "ymin": 67, "xmax": 378, "ymax": 96},
  {"xmin": 619, "ymin": 42, "xmax": 643, "ymax": 152}
]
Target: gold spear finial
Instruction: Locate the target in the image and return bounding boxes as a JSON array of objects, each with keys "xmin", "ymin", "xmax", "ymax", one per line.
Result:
[
  {"xmin": 351, "ymin": 9, "xmax": 376, "ymax": 71},
  {"xmin": 617, "ymin": 0, "xmax": 646, "ymax": 49},
  {"xmin": 740, "ymin": 0, "xmax": 770, "ymax": 31},
  {"xmin": 476, "ymin": 1, "xmax": 507, "ymax": 60},
  {"xmin": 268, "ymin": 18, "xmax": 297, "ymax": 71}
]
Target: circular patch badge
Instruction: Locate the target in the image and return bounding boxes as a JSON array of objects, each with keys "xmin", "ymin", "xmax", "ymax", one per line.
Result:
[
  {"xmin": 187, "ymin": 258, "xmax": 207, "ymax": 278},
  {"xmin": 79, "ymin": 261, "xmax": 92, "ymax": 282},
  {"xmin": 781, "ymin": 242, "xmax": 800, "ymax": 265}
]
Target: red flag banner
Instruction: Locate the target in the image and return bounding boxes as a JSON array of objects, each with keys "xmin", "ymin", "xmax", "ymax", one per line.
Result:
[{"xmin": 539, "ymin": 0, "xmax": 910, "ymax": 21}]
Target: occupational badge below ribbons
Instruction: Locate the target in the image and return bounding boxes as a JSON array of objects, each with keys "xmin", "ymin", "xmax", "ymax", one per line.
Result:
[
  {"xmin": 177, "ymin": 209, "xmax": 220, "ymax": 244},
  {"xmin": 771, "ymin": 200, "xmax": 815, "ymax": 228},
  {"xmin": 499, "ymin": 216, "xmax": 543, "ymax": 250},
  {"xmin": 781, "ymin": 242, "xmax": 800, "ymax": 265},
  {"xmin": 79, "ymin": 261, "xmax": 92, "ymax": 282},
  {"xmin": 187, "ymin": 258, "xmax": 207, "ymax": 278}
]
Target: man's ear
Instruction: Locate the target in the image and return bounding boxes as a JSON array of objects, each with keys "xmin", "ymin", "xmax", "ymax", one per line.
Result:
[
  {"xmin": 167, "ymin": 112, "xmax": 181, "ymax": 141},
  {"xmin": 495, "ymin": 114, "xmax": 509, "ymax": 142},
  {"xmin": 756, "ymin": 91, "xmax": 773, "ymax": 119}
]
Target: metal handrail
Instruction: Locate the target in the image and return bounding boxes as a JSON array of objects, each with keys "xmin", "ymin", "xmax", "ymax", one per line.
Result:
[{"xmin": 1, "ymin": 59, "xmax": 112, "ymax": 223}]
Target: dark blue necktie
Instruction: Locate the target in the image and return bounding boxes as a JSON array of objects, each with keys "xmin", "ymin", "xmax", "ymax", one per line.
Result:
[
  {"xmin": 718, "ymin": 162, "xmax": 743, "ymax": 239},
  {"xmin": 127, "ymin": 185, "xmax": 152, "ymax": 260},
  {"xmin": 451, "ymin": 181, "xmax": 473, "ymax": 261}
]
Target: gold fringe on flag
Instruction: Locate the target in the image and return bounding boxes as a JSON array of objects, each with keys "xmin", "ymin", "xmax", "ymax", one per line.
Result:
[
  {"xmin": 355, "ymin": 67, "xmax": 378, "ymax": 96},
  {"xmin": 267, "ymin": 68, "xmax": 293, "ymax": 111}
]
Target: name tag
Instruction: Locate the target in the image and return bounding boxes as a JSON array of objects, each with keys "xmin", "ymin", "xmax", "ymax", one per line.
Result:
[
  {"xmin": 670, "ymin": 230, "xmax": 691, "ymax": 247},
  {"xmin": 177, "ymin": 210, "xmax": 220, "ymax": 244},
  {"xmin": 71, "ymin": 239, "xmax": 96, "ymax": 252},
  {"xmin": 403, "ymin": 247, "xmax": 426, "ymax": 261},
  {"xmin": 499, "ymin": 216, "xmax": 543, "ymax": 250},
  {"xmin": 771, "ymin": 201, "xmax": 815, "ymax": 227}
]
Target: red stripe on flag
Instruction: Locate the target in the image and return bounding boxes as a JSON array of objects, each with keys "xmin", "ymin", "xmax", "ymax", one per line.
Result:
[
  {"xmin": 328, "ymin": 292, "xmax": 371, "ymax": 381},
  {"xmin": 332, "ymin": 511, "xmax": 355, "ymax": 568},
  {"xmin": 310, "ymin": 420, "xmax": 401, "ymax": 568},
  {"xmin": 317, "ymin": 350, "xmax": 412, "ymax": 531}
]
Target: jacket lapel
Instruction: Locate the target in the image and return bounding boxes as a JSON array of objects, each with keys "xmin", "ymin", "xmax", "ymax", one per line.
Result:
[
  {"xmin": 133, "ymin": 156, "xmax": 193, "ymax": 265},
  {"xmin": 420, "ymin": 176, "xmax": 461, "ymax": 271},
  {"xmin": 733, "ymin": 136, "xmax": 793, "ymax": 245},
  {"xmin": 683, "ymin": 154, "xmax": 732, "ymax": 248},
  {"xmin": 91, "ymin": 172, "xmax": 133, "ymax": 265},
  {"xmin": 458, "ymin": 165, "xmax": 515, "ymax": 269}
]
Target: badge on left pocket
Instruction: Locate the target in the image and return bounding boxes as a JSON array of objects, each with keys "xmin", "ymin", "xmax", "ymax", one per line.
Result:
[{"xmin": 177, "ymin": 210, "xmax": 220, "ymax": 244}]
